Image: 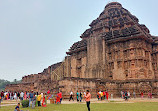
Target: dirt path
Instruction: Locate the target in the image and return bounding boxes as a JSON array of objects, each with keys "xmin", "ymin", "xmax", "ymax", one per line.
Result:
[
  {"xmin": 1, "ymin": 98, "xmax": 158, "ymax": 106},
  {"xmin": 1, "ymin": 104, "xmax": 17, "ymax": 106}
]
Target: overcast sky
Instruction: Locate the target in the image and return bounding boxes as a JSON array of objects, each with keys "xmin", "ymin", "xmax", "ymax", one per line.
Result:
[{"xmin": 0, "ymin": 0, "xmax": 157, "ymax": 81}]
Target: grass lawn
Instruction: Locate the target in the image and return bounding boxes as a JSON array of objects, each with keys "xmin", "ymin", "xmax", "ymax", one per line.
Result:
[{"xmin": 1, "ymin": 102, "xmax": 158, "ymax": 111}]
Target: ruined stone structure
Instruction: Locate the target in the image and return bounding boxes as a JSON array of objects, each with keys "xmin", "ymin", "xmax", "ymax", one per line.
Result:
[{"xmin": 6, "ymin": 2, "xmax": 158, "ymax": 98}]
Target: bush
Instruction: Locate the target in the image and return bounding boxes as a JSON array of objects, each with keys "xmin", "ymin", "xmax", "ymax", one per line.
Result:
[{"xmin": 21, "ymin": 100, "xmax": 29, "ymax": 108}]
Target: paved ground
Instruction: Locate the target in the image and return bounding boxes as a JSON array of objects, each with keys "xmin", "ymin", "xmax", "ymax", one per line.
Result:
[{"xmin": 1, "ymin": 98, "xmax": 158, "ymax": 106}]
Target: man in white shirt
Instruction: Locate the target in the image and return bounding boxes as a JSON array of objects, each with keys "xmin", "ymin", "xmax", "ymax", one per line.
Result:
[
  {"xmin": 4, "ymin": 91, "xmax": 8, "ymax": 97},
  {"xmin": 69, "ymin": 91, "xmax": 74, "ymax": 101},
  {"xmin": 70, "ymin": 91, "xmax": 73, "ymax": 95},
  {"xmin": 128, "ymin": 91, "xmax": 130, "ymax": 99},
  {"xmin": 20, "ymin": 91, "xmax": 24, "ymax": 100}
]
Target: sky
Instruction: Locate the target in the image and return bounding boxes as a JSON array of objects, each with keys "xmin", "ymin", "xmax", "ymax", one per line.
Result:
[{"xmin": 0, "ymin": 0, "xmax": 157, "ymax": 81}]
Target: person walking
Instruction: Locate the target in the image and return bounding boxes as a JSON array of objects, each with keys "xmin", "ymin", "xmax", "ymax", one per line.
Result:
[
  {"xmin": 42, "ymin": 93, "xmax": 47, "ymax": 107},
  {"xmin": 17, "ymin": 92, "xmax": 20, "ymax": 100},
  {"xmin": 127, "ymin": 91, "xmax": 130, "ymax": 99},
  {"xmin": 69, "ymin": 91, "xmax": 74, "ymax": 101},
  {"xmin": 32, "ymin": 93, "xmax": 36, "ymax": 109},
  {"xmin": 20, "ymin": 91, "xmax": 24, "ymax": 100},
  {"xmin": 37, "ymin": 92, "xmax": 42, "ymax": 106},
  {"xmin": 83, "ymin": 91, "xmax": 86, "ymax": 101},
  {"xmin": 133, "ymin": 91, "xmax": 136, "ymax": 98},
  {"xmin": 1, "ymin": 91, "xmax": 4, "ymax": 101},
  {"xmin": 29, "ymin": 90, "xmax": 34, "ymax": 107},
  {"xmin": 121, "ymin": 91, "xmax": 123, "ymax": 98},
  {"xmin": 10, "ymin": 92, "xmax": 13, "ymax": 100},
  {"xmin": 141, "ymin": 92, "xmax": 144, "ymax": 99},
  {"xmin": 103, "ymin": 91, "xmax": 105, "ymax": 100},
  {"xmin": 56, "ymin": 92, "xmax": 60, "ymax": 104},
  {"xmin": 106, "ymin": 91, "xmax": 109, "ymax": 101},
  {"xmin": 24, "ymin": 91, "xmax": 27, "ymax": 100},
  {"xmin": 27, "ymin": 91, "xmax": 29, "ymax": 99},
  {"xmin": 100, "ymin": 91, "xmax": 103, "ymax": 100},
  {"xmin": 148, "ymin": 92, "xmax": 152, "ymax": 99},
  {"xmin": 97, "ymin": 91, "xmax": 100, "ymax": 100},
  {"xmin": 76, "ymin": 91, "xmax": 79, "ymax": 102},
  {"xmin": 59, "ymin": 91, "xmax": 62, "ymax": 104},
  {"xmin": 7, "ymin": 92, "xmax": 9, "ymax": 100},
  {"xmin": 84, "ymin": 90, "xmax": 91, "ymax": 111},
  {"xmin": 14, "ymin": 92, "xmax": 17, "ymax": 101},
  {"xmin": 9, "ymin": 92, "xmax": 11, "ymax": 100},
  {"xmin": 124, "ymin": 91, "xmax": 128, "ymax": 101},
  {"xmin": 4, "ymin": 91, "xmax": 7, "ymax": 100},
  {"xmin": 79, "ymin": 90, "xmax": 82, "ymax": 102}
]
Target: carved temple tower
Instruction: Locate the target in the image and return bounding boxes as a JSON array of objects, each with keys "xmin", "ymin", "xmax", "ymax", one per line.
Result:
[{"xmin": 67, "ymin": 2, "xmax": 156, "ymax": 81}]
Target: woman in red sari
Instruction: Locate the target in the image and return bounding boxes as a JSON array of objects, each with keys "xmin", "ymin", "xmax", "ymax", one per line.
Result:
[
  {"xmin": 141, "ymin": 92, "xmax": 144, "ymax": 99},
  {"xmin": 106, "ymin": 91, "xmax": 109, "ymax": 101},
  {"xmin": 42, "ymin": 94, "xmax": 46, "ymax": 107},
  {"xmin": 56, "ymin": 92, "xmax": 60, "ymax": 104}
]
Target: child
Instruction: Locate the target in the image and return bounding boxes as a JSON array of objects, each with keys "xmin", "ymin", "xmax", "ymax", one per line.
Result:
[{"xmin": 14, "ymin": 103, "xmax": 21, "ymax": 111}]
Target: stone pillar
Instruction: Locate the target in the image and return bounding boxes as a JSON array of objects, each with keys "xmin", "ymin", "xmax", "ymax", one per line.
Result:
[{"xmin": 102, "ymin": 39, "xmax": 106, "ymax": 64}]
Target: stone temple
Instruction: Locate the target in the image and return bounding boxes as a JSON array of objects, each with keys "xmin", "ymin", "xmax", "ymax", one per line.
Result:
[{"xmin": 6, "ymin": 2, "xmax": 158, "ymax": 98}]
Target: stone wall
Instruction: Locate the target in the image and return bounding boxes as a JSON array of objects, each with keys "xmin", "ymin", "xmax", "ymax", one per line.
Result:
[
  {"xmin": 58, "ymin": 77, "xmax": 97, "ymax": 98},
  {"xmin": 106, "ymin": 39, "xmax": 154, "ymax": 80}
]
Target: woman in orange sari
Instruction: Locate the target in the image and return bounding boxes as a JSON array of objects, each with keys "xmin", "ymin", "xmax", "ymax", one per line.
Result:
[{"xmin": 6, "ymin": 94, "xmax": 8, "ymax": 100}]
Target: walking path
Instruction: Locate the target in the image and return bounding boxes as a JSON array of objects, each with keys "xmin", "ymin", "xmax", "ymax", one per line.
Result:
[
  {"xmin": 1, "ymin": 98, "xmax": 158, "ymax": 106},
  {"xmin": 1, "ymin": 104, "xmax": 17, "ymax": 106}
]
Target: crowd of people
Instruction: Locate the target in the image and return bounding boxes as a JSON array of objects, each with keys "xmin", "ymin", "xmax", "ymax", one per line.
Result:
[
  {"xmin": 97, "ymin": 91, "xmax": 109, "ymax": 101},
  {"xmin": 0, "ymin": 89, "xmax": 155, "ymax": 111},
  {"xmin": 0, "ymin": 90, "xmax": 51, "ymax": 110},
  {"xmin": 0, "ymin": 90, "xmax": 154, "ymax": 102},
  {"xmin": 69, "ymin": 90, "xmax": 85, "ymax": 102},
  {"xmin": 120, "ymin": 91, "xmax": 153, "ymax": 101},
  {"xmin": 0, "ymin": 90, "xmax": 91, "ymax": 111},
  {"xmin": 54, "ymin": 90, "xmax": 91, "ymax": 111},
  {"xmin": 0, "ymin": 90, "xmax": 69, "ymax": 106}
]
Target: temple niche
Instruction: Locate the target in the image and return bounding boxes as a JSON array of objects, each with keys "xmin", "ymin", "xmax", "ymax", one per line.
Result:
[{"xmin": 5, "ymin": 2, "xmax": 158, "ymax": 98}]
